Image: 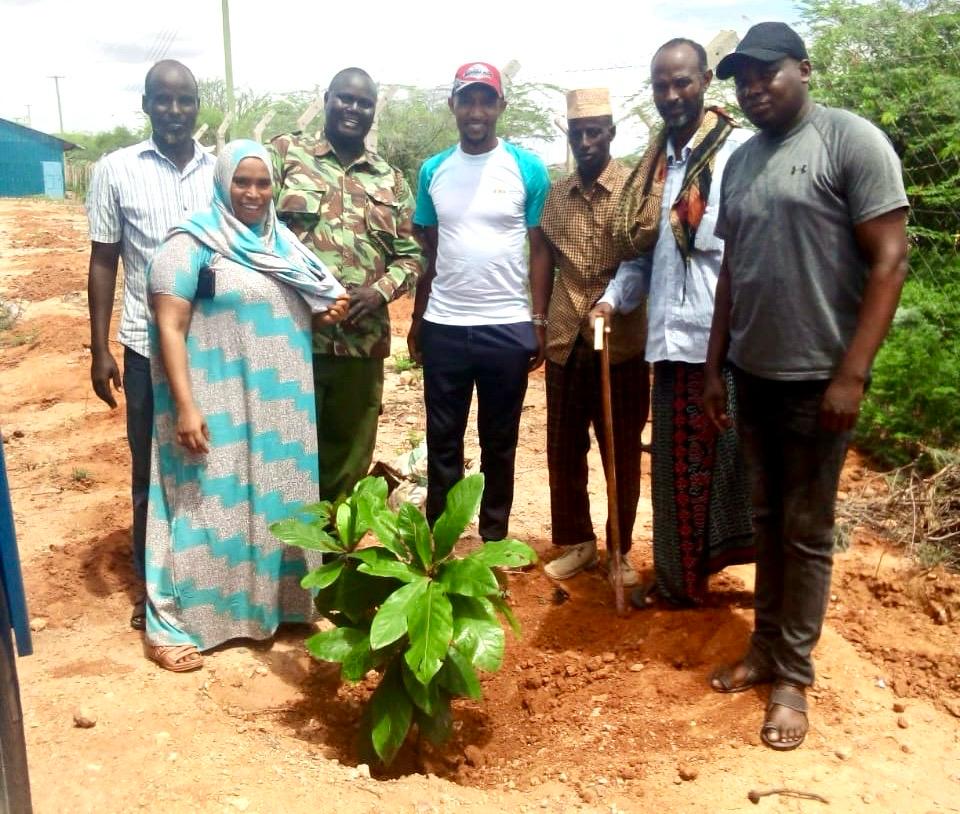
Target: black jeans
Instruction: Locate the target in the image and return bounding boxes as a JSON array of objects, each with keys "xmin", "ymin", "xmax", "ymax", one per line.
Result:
[
  {"xmin": 734, "ymin": 367, "xmax": 851, "ymax": 687},
  {"xmin": 421, "ymin": 320, "xmax": 537, "ymax": 542},
  {"xmin": 123, "ymin": 347, "xmax": 153, "ymax": 581}
]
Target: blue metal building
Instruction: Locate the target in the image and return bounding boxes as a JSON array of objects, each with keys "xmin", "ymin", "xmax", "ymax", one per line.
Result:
[{"xmin": 0, "ymin": 118, "xmax": 77, "ymax": 199}]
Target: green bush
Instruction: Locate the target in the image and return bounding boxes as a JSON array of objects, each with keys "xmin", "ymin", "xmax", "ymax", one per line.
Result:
[
  {"xmin": 858, "ymin": 257, "xmax": 960, "ymax": 467},
  {"xmin": 270, "ymin": 474, "xmax": 536, "ymax": 765}
]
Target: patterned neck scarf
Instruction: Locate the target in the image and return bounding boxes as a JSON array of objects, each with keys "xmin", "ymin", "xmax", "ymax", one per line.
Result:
[
  {"xmin": 173, "ymin": 139, "xmax": 344, "ymax": 312},
  {"xmin": 613, "ymin": 107, "xmax": 737, "ymax": 263}
]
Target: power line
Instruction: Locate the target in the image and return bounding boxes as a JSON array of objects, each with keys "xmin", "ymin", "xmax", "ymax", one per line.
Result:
[
  {"xmin": 146, "ymin": 29, "xmax": 170, "ymax": 63},
  {"xmin": 155, "ymin": 29, "xmax": 179, "ymax": 63},
  {"xmin": 147, "ymin": 29, "xmax": 177, "ymax": 64}
]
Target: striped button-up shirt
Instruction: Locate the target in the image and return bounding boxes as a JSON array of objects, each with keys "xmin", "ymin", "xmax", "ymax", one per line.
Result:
[
  {"xmin": 541, "ymin": 159, "xmax": 646, "ymax": 366},
  {"xmin": 86, "ymin": 138, "xmax": 215, "ymax": 357}
]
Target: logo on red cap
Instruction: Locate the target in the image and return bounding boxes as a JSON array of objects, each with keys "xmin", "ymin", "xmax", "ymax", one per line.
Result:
[{"xmin": 452, "ymin": 62, "xmax": 503, "ymax": 97}]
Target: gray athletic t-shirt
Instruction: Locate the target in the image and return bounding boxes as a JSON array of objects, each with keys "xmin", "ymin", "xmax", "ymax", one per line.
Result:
[{"xmin": 715, "ymin": 104, "xmax": 908, "ymax": 380}]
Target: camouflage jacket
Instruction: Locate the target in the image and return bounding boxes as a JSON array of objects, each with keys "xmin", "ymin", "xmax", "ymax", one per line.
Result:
[{"xmin": 269, "ymin": 134, "xmax": 424, "ymax": 358}]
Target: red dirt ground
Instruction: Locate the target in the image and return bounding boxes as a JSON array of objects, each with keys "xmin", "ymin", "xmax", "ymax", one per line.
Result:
[{"xmin": 1, "ymin": 199, "xmax": 958, "ymax": 813}]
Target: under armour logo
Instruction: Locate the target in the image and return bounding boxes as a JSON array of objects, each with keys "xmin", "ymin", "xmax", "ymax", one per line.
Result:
[{"xmin": 791, "ymin": 164, "xmax": 808, "ymax": 175}]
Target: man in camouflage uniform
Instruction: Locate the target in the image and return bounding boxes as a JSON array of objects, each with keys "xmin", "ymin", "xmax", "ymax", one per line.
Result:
[{"xmin": 270, "ymin": 67, "xmax": 424, "ymax": 501}]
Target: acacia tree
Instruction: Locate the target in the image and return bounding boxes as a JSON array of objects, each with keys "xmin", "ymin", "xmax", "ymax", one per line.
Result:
[
  {"xmin": 188, "ymin": 78, "xmax": 559, "ymax": 185},
  {"xmin": 58, "ymin": 126, "xmax": 144, "ymax": 162},
  {"xmin": 376, "ymin": 82, "xmax": 561, "ymax": 188},
  {"xmin": 799, "ymin": 0, "xmax": 960, "ymax": 465},
  {"xmin": 195, "ymin": 78, "xmax": 274, "ymax": 144},
  {"xmin": 800, "ymin": 0, "xmax": 960, "ymax": 249}
]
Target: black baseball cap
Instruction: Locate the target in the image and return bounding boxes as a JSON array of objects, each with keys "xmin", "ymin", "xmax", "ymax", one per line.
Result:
[{"xmin": 716, "ymin": 22, "xmax": 809, "ymax": 80}]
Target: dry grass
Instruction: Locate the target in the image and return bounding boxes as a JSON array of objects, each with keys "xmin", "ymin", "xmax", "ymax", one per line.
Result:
[{"xmin": 839, "ymin": 459, "xmax": 960, "ymax": 569}]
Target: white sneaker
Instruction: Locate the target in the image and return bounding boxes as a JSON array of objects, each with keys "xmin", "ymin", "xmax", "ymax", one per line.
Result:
[
  {"xmin": 544, "ymin": 541, "xmax": 598, "ymax": 580},
  {"xmin": 615, "ymin": 558, "xmax": 639, "ymax": 588}
]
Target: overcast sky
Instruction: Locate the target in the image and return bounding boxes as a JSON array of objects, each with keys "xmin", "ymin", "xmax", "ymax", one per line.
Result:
[{"xmin": 0, "ymin": 0, "xmax": 800, "ymax": 161}]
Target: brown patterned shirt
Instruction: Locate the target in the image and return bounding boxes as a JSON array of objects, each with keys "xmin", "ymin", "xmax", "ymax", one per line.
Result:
[
  {"xmin": 269, "ymin": 134, "xmax": 424, "ymax": 358},
  {"xmin": 541, "ymin": 159, "xmax": 647, "ymax": 366}
]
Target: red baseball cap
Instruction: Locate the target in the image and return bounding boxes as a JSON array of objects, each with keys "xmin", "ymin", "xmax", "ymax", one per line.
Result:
[{"xmin": 452, "ymin": 62, "xmax": 504, "ymax": 97}]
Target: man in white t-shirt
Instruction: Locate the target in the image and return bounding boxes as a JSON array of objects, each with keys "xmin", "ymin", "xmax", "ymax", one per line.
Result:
[{"xmin": 408, "ymin": 62, "xmax": 551, "ymax": 542}]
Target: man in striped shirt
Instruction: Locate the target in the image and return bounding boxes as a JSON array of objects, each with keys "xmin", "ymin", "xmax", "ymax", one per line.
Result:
[
  {"xmin": 86, "ymin": 60, "xmax": 214, "ymax": 629},
  {"xmin": 540, "ymin": 89, "xmax": 648, "ymax": 587}
]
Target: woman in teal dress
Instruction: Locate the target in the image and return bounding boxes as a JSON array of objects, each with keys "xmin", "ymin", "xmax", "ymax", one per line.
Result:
[{"xmin": 144, "ymin": 140, "xmax": 348, "ymax": 672}]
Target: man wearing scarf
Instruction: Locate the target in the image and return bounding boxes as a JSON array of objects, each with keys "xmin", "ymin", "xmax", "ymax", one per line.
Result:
[{"xmin": 592, "ymin": 38, "xmax": 755, "ymax": 607}]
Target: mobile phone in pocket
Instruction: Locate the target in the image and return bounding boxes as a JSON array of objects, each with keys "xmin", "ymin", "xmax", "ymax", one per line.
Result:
[{"xmin": 196, "ymin": 267, "xmax": 216, "ymax": 299}]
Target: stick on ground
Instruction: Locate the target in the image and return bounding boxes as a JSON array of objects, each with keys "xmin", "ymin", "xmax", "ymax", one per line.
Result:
[{"xmin": 748, "ymin": 787, "xmax": 829, "ymax": 804}]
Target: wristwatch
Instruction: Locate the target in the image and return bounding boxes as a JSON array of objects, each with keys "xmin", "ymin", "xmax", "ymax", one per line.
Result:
[{"xmin": 532, "ymin": 313, "xmax": 548, "ymax": 327}]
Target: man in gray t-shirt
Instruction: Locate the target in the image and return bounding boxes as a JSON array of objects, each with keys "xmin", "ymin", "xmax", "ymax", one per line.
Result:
[{"xmin": 703, "ymin": 23, "xmax": 908, "ymax": 751}]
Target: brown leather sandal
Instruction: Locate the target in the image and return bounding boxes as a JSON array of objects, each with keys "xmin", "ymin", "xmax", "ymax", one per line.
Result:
[{"xmin": 147, "ymin": 644, "xmax": 203, "ymax": 673}]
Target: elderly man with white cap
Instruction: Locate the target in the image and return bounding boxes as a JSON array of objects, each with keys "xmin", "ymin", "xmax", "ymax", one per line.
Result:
[{"xmin": 540, "ymin": 88, "xmax": 648, "ymax": 586}]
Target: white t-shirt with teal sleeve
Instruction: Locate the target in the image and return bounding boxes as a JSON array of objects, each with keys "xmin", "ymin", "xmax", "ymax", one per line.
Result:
[{"xmin": 414, "ymin": 140, "xmax": 550, "ymax": 326}]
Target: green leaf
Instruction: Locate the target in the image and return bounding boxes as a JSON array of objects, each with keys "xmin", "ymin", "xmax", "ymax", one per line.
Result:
[
  {"xmin": 369, "ymin": 577, "xmax": 429, "ymax": 649},
  {"xmin": 489, "ymin": 593, "xmax": 522, "ymax": 637},
  {"xmin": 300, "ymin": 500, "xmax": 334, "ymax": 523},
  {"xmin": 354, "ymin": 475, "xmax": 389, "ymax": 504},
  {"xmin": 335, "ymin": 502, "xmax": 356, "ymax": 549},
  {"xmin": 341, "ymin": 632, "xmax": 374, "ymax": 681},
  {"xmin": 437, "ymin": 644, "xmax": 482, "ymax": 700},
  {"xmin": 305, "ymin": 626, "xmax": 367, "ymax": 664},
  {"xmin": 351, "ymin": 477, "xmax": 388, "ymax": 541},
  {"xmin": 353, "ymin": 548, "xmax": 421, "ymax": 583},
  {"xmin": 369, "ymin": 661, "xmax": 413, "ymax": 765},
  {"xmin": 436, "ymin": 557, "xmax": 499, "ymax": 597},
  {"xmin": 300, "ymin": 559, "xmax": 343, "ymax": 591},
  {"xmin": 401, "ymin": 660, "xmax": 440, "ymax": 714},
  {"xmin": 414, "ymin": 695, "xmax": 453, "ymax": 745},
  {"xmin": 365, "ymin": 507, "xmax": 407, "ymax": 559},
  {"xmin": 354, "ymin": 495, "xmax": 377, "ymax": 544},
  {"xmin": 451, "ymin": 595, "xmax": 505, "ymax": 672},
  {"xmin": 404, "ymin": 581, "xmax": 453, "ymax": 685},
  {"xmin": 398, "ymin": 503, "xmax": 433, "ymax": 569},
  {"xmin": 269, "ymin": 518, "xmax": 343, "ymax": 552},
  {"xmin": 430, "ymin": 473, "xmax": 484, "ymax": 560},
  {"xmin": 333, "ymin": 564, "xmax": 399, "ymax": 624},
  {"xmin": 469, "ymin": 539, "xmax": 538, "ymax": 569}
]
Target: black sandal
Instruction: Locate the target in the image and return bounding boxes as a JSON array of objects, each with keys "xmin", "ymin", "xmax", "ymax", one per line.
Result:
[
  {"xmin": 709, "ymin": 653, "xmax": 775, "ymax": 693},
  {"xmin": 130, "ymin": 597, "xmax": 146, "ymax": 631},
  {"xmin": 760, "ymin": 681, "xmax": 808, "ymax": 751}
]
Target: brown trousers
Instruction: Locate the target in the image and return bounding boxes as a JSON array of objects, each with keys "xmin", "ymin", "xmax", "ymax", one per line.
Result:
[{"xmin": 546, "ymin": 340, "xmax": 649, "ymax": 552}]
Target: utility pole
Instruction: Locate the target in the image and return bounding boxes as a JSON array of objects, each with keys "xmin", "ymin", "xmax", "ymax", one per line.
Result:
[
  {"xmin": 221, "ymin": 0, "xmax": 236, "ymax": 127},
  {"xmin": 49, "ymin": 75, "xmax": 64, "ymax": 132},
  {"xmin": 25, "ymin": 105, "xmax": 31, "ymax": 127}
]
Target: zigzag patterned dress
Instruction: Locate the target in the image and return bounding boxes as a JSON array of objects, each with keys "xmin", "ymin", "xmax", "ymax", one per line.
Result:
[{"xmin": 144, "ymin": 232, "xmax": 321, "ymax": 651}]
